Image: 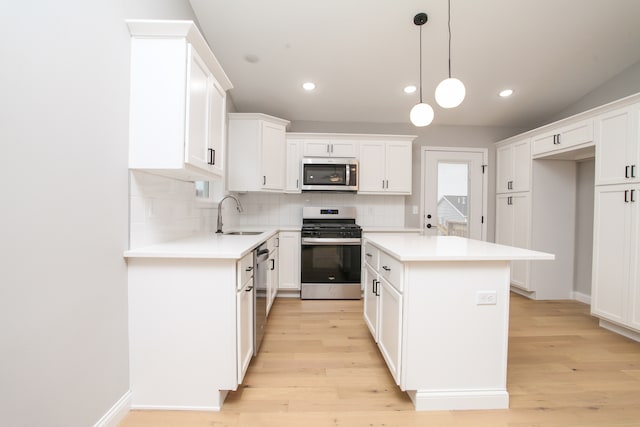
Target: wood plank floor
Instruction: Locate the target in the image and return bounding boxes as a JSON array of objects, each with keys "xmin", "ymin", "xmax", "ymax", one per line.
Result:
[{"xmin": 119, "ymin": 294, "xmax": 640, "ymax": 427}]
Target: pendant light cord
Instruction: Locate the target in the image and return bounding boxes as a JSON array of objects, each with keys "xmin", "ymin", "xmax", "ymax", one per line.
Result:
[
  {"xmin": 448, "ymin": 0, "xmax": 452, "ymax": 78},
  {"xmin": 419, "ymin": 23, "xmax": 423, "ymax": 103}
]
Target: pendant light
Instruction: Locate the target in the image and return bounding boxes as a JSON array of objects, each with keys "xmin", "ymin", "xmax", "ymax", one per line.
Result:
[
  {"xmin": 435, "ymin": 0, "xmax": 465, "ymax": 108},
  {"xmin": 409, "ymin": 12, "xmax": 434, "ymax": 127}
]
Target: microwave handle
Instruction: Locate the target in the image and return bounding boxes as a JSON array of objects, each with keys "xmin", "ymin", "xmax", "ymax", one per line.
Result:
[{"xmin": 346, "ymin": 163, "xmax": 350, "ymax": 185}]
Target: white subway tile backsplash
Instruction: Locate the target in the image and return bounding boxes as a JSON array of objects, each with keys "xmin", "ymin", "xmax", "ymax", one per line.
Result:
[
  {"xmin": 129, "ymin": 171, "xmax": 213, "ymax": 248},
  {"xmin": 232, "ymin": 192, "xmax": 405, "ymax": 227}
]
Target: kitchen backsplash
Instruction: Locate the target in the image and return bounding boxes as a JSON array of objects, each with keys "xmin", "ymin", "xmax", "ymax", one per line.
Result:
[
  {"xmin": 129, "ymin": 172, "xmax": 406, "ymax": 248},
  {"xmin": 129, "ymin": 171, "xmax": 213, "ymax": 248},
  {"xmin": 228, "ymin": 192, "xmax": 406, "ymax": 227}
]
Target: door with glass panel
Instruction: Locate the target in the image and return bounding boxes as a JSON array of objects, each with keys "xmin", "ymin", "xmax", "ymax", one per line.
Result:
[{"xmin": 422, "ymin": 148, "xmax": 487, "ymax": 240}]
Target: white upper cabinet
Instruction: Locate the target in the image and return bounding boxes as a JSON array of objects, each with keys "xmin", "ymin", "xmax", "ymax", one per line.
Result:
[
  {"xmin": 285, "ymin": 138, "xmax": 302, "ymax": 193},
  {"xmin": 531, "ymin": 119, "xmax": 593, "ymax": 159},
  {"xmin": 358, "ymin": 138, "xmax": 414, "ymax": 195},
  {"xmin": 127, "ymin": 20, "xmax": 232, "ymax": 182},
  {"xmin": 303, "ymin": 139, "xmax": 357, "ymax": 158},
  {"xmin": 495, "ymin": 138, "xmax": 531, "ymax": 193},
  {"xmin": 595, "ymin": 104, "xmax": 640, "ymax": 186},
  {"xmin": 227, "ymin": 113, "xmax": 290, "ymax": 192}
]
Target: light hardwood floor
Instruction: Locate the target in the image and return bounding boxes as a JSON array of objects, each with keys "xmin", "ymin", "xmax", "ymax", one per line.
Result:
[{"xmin": 120, "ymin": 294, "xmax": 640, "ymax": 427}]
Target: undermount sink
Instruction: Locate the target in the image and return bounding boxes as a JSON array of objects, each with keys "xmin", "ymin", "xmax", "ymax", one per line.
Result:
[{"xmin": 223, "ymin": 231, "xmax": 263, "ymax": 236}]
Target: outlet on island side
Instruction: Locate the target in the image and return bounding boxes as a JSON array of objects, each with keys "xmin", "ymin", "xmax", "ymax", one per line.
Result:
[{"xmin": 476, "ymin": 290, "xmax": 497, "ymax": 305}]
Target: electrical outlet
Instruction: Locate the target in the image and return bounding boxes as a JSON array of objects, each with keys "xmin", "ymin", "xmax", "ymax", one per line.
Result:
[
  {"xmin": 476, "ymin": 291, "xmax": 497, "ymax": 305},
  {"xmin": 412, "ymin": 205, "xmax": 419, "ymax": 215}
]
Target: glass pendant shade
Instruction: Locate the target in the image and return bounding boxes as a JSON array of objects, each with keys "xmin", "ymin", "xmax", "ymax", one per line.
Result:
[
  {"xmin": 410, "ymin": 102, "xmax": 434, "ymax": 127},
  {"xmin": 435, "ymin": 77, "xmax": 466, "ymax": 108}
]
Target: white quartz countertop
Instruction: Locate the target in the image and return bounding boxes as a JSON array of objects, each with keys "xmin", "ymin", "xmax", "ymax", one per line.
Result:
[
  {"xmin": 124, "ymin": 229, "xmax": 279, "ymax": 259},
  {"xmin": 364, "ymin": 234, "xmax": 555, "ymax": 262},
  {"xmin": 362, "ymin": 226, "xmax": 421, "ymax": 233}
]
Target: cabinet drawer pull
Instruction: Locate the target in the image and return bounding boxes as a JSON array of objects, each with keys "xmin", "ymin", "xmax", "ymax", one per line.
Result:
[{"xmin": 382, "ymin": 266, "xmax": 391, "ymax": 272}]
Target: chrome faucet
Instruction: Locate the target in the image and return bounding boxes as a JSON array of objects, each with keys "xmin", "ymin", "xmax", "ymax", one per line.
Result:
[{"xmin": 215, "ymin": 194, "xmax": 244, "ymax": 234}]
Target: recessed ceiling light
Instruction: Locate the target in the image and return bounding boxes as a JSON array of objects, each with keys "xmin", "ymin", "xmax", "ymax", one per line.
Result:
[
  {"xmin": 302, "ymin": 82, "xmax": 316, "ymax": 91},
  {"xmin": 404, "ymin": 85, "xmax": 417, "ymax": 94},
  {"xmin": 499, "ymin": 89, "xmax": 514, "ymax": 98}
]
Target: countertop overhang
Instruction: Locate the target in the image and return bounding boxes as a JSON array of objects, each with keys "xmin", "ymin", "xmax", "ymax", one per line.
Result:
[{"xmin": 364, "ymin": 234, "xmax": 555, "ymax": 262}]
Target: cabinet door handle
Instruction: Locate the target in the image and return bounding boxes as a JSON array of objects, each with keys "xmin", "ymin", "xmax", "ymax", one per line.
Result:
[
  {"xmin": 625, "ymin": 190, "xmax": 630, "ymax": 203},
  {"xmin": 327, "ymin": 144, "xmax": 330, "ymax": 153},
  {"xmin": 331, "ymin": 144, "xmax": 334, "ymax": 153},
  {"xmin": 375, "ymin": 280, "xmax": 380, "ymax": 296},
  {"xmin": 275, "ymin": 237, "xmax": 279, "ymax": 248},
  {"xmin": 296, "ymin": 178, "xmax": 299, "ymax": 189},
  {"xmin": 632, "ymin": 165, "xmax": 637, "ymax": 178},
  {"xmin": 372, "ymin": 278, "xmax": 377, "ymax": 295},
  {"xmin": 263, "ymin": 176, "xmax": 266, "ymax": 185},
  {"xmin": 365, "ymin": 253, "xmax": 373, "ymax": 258},
  {"xmin": 245, "ymin": 266, "xmax": 254, "ymax": 272},
  {"xmin": 553, "ymin": 134, "xmax": 556, "ymax": 144},
  {"xmin": 208, "ymin": 148, "xmax": 215, "ymax": 165},
  {"xmin": 626, "ymin": 165, "xmax": 630, "ymax": 178},
  {"xmin": 631, "ymin": 189, "xmax": 636, "ymax": 203},
  {"xmin": 382, "ymin": 180, "xmax": 385, "ymax": 189},
  {"xmin": 245, "ymin": 285, "xmax": 254, "ymax": 292},
  {"xmin": 382, "ymin": 266, "xmax": 391, "ymax": 272},
  {"xmin": 270, "ymin": 259, "xmax": 275, "ymax": 270}
]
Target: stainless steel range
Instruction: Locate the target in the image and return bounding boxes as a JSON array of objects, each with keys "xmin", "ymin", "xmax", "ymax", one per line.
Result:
[{"xmin": 300, "ymin": 207, "xmax": 362, "ymax": 299}]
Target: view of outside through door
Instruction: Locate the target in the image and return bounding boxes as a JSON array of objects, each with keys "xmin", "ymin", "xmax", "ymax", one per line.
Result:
[
  {"xmin": 436, "ymin": 162, "xmax": 469, "ymax": 237},
  {"xmin": 423, "ymin": 149, "xmax": 485, "ymax": 240}
]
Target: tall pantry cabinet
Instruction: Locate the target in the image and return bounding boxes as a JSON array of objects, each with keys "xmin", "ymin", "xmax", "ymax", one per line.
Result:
[{"xmin": 591, "ymin": 103, "xmax": 640, "ymax": 338}]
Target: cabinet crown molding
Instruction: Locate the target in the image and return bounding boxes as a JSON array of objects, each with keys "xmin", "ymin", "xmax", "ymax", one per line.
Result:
[{"xmin": 126, "ymin": 19, "xmax": 233, "ymax": 91}]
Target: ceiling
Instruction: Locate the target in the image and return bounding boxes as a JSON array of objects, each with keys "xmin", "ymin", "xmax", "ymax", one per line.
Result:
[{"xmin": 189, "ymin": 0, "xmax": 640, "ymax": 129}]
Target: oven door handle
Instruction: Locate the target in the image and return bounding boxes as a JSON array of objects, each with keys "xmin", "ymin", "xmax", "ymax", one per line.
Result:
[{"xmin": 301, "ymin": 238, "xmax": 362, "ymax": 245}]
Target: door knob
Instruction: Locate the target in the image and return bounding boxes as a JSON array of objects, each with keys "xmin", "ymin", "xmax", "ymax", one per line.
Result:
[{"xmin": 426, "ymin": 224, "xmax": 433, "ymax": 229}]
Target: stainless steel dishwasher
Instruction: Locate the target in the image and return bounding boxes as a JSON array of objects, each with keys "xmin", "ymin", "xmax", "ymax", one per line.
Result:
[{"xmin": 254, "ymin": 243, "xmax": 269, "ymax": 354}]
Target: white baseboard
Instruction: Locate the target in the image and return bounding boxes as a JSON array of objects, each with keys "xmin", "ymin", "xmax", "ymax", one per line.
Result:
[
  {"xmin": 93, "ymin": 390, "xmax": 131, "ymax": 427},
  {"xmin": 407, "ymin": 389, "xmax": 509, "ymax": 411},
  {"xmin": 599, "ymin": 319, "xmax": 640, "ymax": 343},
  {"xmin": 572, "ymin": 291, "xmax": 591, "ymax": 305}
]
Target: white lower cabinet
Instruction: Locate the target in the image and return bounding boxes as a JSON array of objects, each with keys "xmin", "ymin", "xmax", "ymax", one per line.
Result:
[
  {"xmin": 363, "ymin": 248, "xmax": 403, "ymax": 385},
  {"xmin": 267, "ymin": 234, "xmax": 279, "ymax": 313},
  {"xmin": 377, "ymin": 277, "xmax": 403, "ymax": 385},
  {"xmin": 127, "ymin": 257, "xmax": 244, "ymax": 410},
  {"xmin": 495, "ymin": 192, "xmax": 531, "ymax": 290},
  {"xmin": 591, "ymin": 184, "xmax": 640, "ymax": 333},
  {"xmin": 363, "ymin": 263, "xmax": 379, "ymax": 337},
  {"xmin": 278, "ymin": 231, "xmax": 301, "ymax": 290},
  {"xmin": 236, "ymin": 253, "xmax": 254, "ymax": 383}
]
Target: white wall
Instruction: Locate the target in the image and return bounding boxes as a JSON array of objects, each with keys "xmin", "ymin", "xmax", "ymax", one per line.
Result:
[
  {"xmin": 574, "ymin": 159, "xmax": 595, "ymax": 298},
  {"xmin": 541, "ymin": 59, "xmax": 640, "ymax": 126},
  {"xmin": 0, "ymin": 1, "xmax": 199, "ymax": 426}
]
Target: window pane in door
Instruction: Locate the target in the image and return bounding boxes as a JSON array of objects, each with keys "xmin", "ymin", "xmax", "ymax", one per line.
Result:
[{"xmin": 436, "ymin": 162, "xmax": 469, "ymax": 237}]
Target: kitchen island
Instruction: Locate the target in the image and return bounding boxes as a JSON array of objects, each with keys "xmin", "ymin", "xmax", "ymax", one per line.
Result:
[{"xmin": 362, "ymin": 234, "xmax": 554, "ymax": 411}]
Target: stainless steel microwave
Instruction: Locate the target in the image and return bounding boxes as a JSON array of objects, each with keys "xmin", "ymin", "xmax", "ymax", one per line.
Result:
[{"xmin": 301, "ymin": 158, "xmax": 358, "ymax": 191}]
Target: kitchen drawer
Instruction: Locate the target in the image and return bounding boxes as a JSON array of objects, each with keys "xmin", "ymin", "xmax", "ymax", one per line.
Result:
[
  {"xmin": 237, "ymin": 252, "xmax": 254, "ymax": 290},
  {"xmin": 379, "ymin": 250, "xmax": 403, "ymax": 292},
  {"xmin": 363, "ymin": 241, "xmax": 379, "ymax": 269}
]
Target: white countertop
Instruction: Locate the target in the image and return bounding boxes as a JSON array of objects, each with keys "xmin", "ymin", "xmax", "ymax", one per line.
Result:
[
  {"xmin": 124, "ymin": 229, "xmax": 278, "ymax": 259},
  {"xmin": 364, "ymin": 234, "xmax": 555, "ymax": 262}
]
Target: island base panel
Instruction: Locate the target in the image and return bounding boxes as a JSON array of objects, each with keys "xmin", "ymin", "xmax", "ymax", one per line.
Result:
[{"xmin": 407, "ymin": 390, "xmax": 509, "ymax": 411}]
